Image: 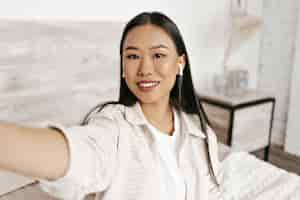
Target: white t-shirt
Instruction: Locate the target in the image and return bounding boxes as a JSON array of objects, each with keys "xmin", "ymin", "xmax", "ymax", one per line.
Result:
[{"xmin": 146, "ymin": 107, "xmax": 186, "ymax": 200}]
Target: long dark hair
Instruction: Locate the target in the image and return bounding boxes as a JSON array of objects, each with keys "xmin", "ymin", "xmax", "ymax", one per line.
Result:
[{"xmin": 81, "ymin": 11, "xmax": 219, "ymax": 187}]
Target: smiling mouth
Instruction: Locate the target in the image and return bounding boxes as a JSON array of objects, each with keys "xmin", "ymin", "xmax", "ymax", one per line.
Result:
[
  {"xmin": 138, "ymin": 81, "xmax": 159, "ymax": 87},
  {"xmin": 136, "ymin": 81, "xmax": 160, "ymax": 91}
]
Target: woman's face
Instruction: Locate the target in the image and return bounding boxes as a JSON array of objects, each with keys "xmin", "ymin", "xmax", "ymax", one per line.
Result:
[{"xmin": 122, "ymin": 24, "xmax": 185, "ymax": 104}]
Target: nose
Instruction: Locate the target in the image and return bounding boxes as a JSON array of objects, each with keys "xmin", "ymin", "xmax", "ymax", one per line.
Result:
[{"xmin": 138, "ymin": 55, "xmax": 154, "ymax": 77}]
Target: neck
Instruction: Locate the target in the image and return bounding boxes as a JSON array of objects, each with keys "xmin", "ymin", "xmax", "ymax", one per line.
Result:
[{"xmin": 140, "ymin": 98, "xmax": 174, "ymax": 135}]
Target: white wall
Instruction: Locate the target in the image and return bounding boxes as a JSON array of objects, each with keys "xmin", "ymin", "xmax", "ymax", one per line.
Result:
[
  {"xmin": 285, "ymin": 7, "xmax": 300, "ymax": 156},
  {"xmin": 258, "ymin": 0, "xmax": 299, "ymax": 145},
  {"xmin": 0, "ymin": 0, "xmax": 262, "ymax": 92}
]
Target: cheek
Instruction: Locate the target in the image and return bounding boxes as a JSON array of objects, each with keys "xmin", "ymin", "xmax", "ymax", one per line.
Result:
[
  {"xmin": 123, "ymin": 63, "xmax": 138, "ymax": 80},
  {"xmin": 155, "ymin": 64, "xmax": 178, "ymax": 92},
  {"xmin": 123, "ymin": 66, "xmax": 140, "ymax": 92},
  {"xmin": 157, "ymin": 63, "xmax": 178, "ymax": 80},
  {"xmin": 124, "ymin": 72, "xmax": 137, "ymax": 88}
]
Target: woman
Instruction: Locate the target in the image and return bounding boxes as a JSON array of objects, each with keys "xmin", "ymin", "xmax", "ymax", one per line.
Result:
[{"xmin": 0, "ymin": 12, "xmax": 222, "ymax": 200}]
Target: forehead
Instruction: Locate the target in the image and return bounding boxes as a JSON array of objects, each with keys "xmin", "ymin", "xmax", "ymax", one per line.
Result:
[{"xmin": 123, "ymin": 24, "xmax": 177, "ymax": 51}]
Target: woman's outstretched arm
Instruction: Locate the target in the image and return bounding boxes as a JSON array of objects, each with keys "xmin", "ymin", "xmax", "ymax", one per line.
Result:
[{"xmin": 0, "ymin": 121, "xmax": 69, "ymax": 181}]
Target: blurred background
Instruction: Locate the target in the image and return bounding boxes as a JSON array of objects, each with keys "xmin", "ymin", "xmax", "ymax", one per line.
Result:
[{"xmin": 0, "ymin": 0, "xmax": 299, "ymax": 199}]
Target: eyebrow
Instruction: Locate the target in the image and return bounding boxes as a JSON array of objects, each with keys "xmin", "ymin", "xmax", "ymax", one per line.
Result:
[{"xmin": 124, "ymin": 44, "xmax": 169, "ymax": 51}]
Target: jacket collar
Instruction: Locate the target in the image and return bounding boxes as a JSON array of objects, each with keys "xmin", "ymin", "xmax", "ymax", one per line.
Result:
[{"xmin": 124, "ymin": 102, "xmax": 206, "ymax": 139}]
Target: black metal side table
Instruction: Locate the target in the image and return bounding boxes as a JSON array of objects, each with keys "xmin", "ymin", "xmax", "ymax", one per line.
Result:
[{"xmin": 198, "ymin": 89, "xmax": 276, "ymax": 161}]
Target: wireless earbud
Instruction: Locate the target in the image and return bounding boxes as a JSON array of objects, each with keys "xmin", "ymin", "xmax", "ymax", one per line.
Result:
[{"xmin": 179, "ymin": 64, "xmax": 184, "ymax": 76}]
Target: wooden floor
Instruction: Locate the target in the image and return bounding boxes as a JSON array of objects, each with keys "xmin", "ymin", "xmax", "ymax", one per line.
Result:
[{"xmin": 252, "ymin": 144, "xmax": 300, "ymax": 176}]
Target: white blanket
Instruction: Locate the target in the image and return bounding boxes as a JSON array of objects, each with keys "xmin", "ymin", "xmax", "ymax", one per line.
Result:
[{"xmin": 218, "ymin": 152, "xmax": 300, "ymax": 200}]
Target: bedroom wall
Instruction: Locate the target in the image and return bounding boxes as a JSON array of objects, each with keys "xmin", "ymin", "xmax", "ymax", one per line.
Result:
[
  {"xmin": 258, "ymin": 0, "xmax": 299, "ymax": 146},
  {"xmin": 285, "ymin": 3, "xmax": 300, "ymax": 156},
  {"xmin": 0, "ymin": 0, "xmax": 262, "ymax": 92}
]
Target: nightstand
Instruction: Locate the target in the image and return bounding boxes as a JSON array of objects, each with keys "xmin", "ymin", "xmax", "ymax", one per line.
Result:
[{"xmin": 198, "ymin": 89, "xmax": 276, "ymax": 161}]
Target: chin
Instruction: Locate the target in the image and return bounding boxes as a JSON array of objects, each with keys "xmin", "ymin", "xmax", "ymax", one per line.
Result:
[
  {"xmin": 129, "ymin": 86, "xmax": 170, "ymax": 105},
  {"xmin": 136, "ymin": 96, "xmax": 160, "ymax": 104},
  {"xmin": 135, "ymin": 93, "xmax": 169, "ymax": 105}
]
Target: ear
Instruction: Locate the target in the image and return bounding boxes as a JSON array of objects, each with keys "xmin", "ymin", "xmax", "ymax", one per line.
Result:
[
  {"xmin": 122, "ymin": 67, "xmax": 126, "ymax": 78},
  {"xmin": 177, "ymin": 54, "xmax": 186, "ymax": 75}
]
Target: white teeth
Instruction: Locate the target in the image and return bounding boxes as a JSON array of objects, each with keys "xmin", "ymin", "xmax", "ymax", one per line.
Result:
[{"xmin": 138, "ymin": 82, "xmax": 159, "ymax": 88}]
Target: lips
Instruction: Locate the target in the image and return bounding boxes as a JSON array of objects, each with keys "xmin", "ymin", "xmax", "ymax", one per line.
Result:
[{"xmin": 136, "ymin": 80, "xmax": 160, "ymax": 91}]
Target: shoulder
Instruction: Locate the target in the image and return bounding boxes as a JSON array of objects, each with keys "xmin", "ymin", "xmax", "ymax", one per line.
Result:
[
  {"xmin": 98, "ymin": 103, "xmax": 125, "ymax": 118},
  {"xmin": 185, "ymin": 112, "xmax": 217, "ymax": 139},
  {"xmin": 85, "ymin": 103, "xmax": 126, "ymax": 125},
  {"xmin": 180, "ymin": 111, "xmax": 207, "ymax": 138}
]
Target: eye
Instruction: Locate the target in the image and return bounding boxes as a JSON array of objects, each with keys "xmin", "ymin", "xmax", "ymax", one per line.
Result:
[
  {"xmin": 126, "ymin": 54, "xmax": 139, "ymax": 60},
  {"xmin": 153, "ymin": 53, "xmax": 166, "ymax": 59}
]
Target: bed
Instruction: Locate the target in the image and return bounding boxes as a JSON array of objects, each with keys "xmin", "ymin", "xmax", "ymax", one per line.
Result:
[
  {"xmin": 217, "ymin": 144, "xmax": 300, "ymax": 200},
  {"xmin": 0, "ymin": 19, "xmax": 300, "ymax": 200}
]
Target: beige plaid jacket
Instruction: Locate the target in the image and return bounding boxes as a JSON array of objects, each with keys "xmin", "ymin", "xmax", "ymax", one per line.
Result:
[{"xmin": 39, "ymin": 102, "xmax": 222, "ymax": 200}]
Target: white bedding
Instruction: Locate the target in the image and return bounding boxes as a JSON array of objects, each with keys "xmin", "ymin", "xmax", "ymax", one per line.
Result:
[{"xmin": 218, "ymin": 151, "xmax": 300, "ymax": 200}]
